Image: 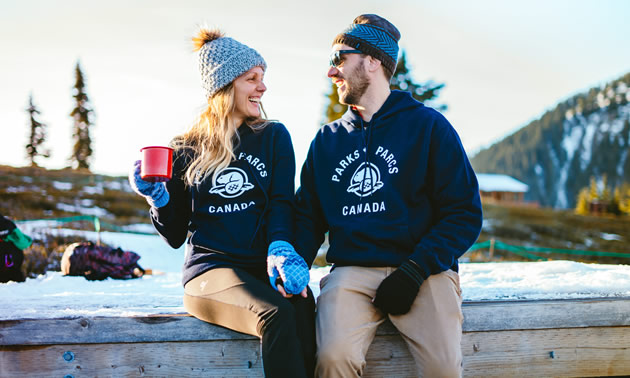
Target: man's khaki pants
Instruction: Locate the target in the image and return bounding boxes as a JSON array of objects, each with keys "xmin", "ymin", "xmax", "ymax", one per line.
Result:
[{"xmin": 315, "ymin": 266, "xmax": 464, "ymax": 377}]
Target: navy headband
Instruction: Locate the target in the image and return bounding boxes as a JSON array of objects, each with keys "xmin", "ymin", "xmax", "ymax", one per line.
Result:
[{"xmin": 343, "ymin": 23, "xmax": 399, "ymax": 64}]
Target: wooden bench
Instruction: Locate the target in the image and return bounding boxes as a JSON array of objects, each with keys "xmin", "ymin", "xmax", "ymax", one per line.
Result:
[{"xmin": 2, "ymin": 298, "xmax": 629, "ymax": 377}]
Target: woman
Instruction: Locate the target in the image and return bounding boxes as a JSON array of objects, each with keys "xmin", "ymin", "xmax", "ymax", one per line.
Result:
[{"xmin": 129, "ymin": 29, "xmax": 315, "ymax": 377}]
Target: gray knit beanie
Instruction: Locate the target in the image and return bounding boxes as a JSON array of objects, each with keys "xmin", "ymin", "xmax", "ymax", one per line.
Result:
[{"xmin": 195, "ymin": 29, "xmax": 267, "ymax": 99}]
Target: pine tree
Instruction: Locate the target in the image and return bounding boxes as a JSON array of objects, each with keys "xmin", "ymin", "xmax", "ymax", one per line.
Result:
[
  {"xmin": 69, "ymin": 61, "xmax": 94, "ymax": 170},
  {"xmin": 390, "ymin": 51, "xmax": 446, "ymax": 111},
  {"xmin": 323, "ymin": 49, "xmax": 446, "ymax": 124},
  {"xmin": 25, "ymin": 93, "xmax": 50, "ymax": 167}
]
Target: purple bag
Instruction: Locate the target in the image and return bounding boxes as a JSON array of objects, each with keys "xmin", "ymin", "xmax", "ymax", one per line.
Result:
[{"xmin": 61, "ymin": 241, "xmax": 145, "ymax": 281}]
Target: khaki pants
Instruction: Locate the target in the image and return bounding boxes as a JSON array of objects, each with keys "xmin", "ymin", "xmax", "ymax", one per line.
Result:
[{"xmin": 315, "ymin": 266, "xmax": 463, "ymax": 378}]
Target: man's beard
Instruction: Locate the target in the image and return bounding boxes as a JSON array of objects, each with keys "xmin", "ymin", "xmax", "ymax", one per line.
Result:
[{"xmin": 339, "ymin": 63, "xmax": 370, "ymax": 106}]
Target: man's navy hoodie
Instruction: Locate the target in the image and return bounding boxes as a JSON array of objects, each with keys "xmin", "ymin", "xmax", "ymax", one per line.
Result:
[
  {"xmin": 295, "ymin": 90, "xmax": 482, "ymax": 279},
  {"xmin": 151, "ymin": 122, "xmax": 295, "ymax": 286}
]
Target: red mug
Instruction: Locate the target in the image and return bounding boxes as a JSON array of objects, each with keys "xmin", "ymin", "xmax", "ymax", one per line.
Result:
[{"xmin": 140, "ymin": 146, "xmax": 173, "ymax": 182}]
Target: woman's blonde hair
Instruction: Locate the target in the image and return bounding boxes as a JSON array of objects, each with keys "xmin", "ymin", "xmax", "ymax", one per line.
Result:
[{"xmin": 172, "ymin": 29, "xmax": 268, "ymax": 187}]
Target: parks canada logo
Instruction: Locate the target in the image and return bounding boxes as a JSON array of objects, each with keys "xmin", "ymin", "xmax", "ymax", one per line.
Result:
[
  {"xmin": 347, "ymin": 162, "xmax": 384, "ymax": 197},
  {"xmin": 209, "ymin": 167, "xmax": 254, "ymax": 198}
]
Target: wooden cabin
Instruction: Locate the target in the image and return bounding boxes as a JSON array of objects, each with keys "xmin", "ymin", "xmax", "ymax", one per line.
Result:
[
  {"xmin": 2, "ymin": 297, "xmax": 629, "ymax": 377},
  {"xmin": 477, "ymin": 173, "xmax": 531, "ymax": 206}
]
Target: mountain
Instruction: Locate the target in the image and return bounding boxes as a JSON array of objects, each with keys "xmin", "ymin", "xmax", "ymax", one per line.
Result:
[{"xmin": 471, "ymin": 72, "xmax": 630, "ymax": 208}]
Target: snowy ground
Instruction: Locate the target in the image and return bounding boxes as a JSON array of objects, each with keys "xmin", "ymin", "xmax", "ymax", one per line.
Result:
[{"xmin": 2, "ymin": 230, "xmax": 630, "ymax": 320}]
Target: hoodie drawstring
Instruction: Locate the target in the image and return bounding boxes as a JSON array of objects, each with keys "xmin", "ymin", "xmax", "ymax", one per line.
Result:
[{"xmin": 359, "ymin": 117, "xmax": 376, "ymax": 204}]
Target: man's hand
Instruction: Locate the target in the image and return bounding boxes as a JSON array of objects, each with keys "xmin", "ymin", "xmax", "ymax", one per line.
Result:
[{"xmin": 373, "ymin": 260, "xmax": 425, "ymax": 315}]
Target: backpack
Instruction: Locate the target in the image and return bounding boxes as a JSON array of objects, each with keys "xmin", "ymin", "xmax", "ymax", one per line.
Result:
[
  {"xmin": 0, "ymin": 214, "xmax": 28, "ymax": 283},
  {"xmin": 0, "ymin": 240, "xmax": 25, "ymax": 283},
  {"xmin": 61, "ymin": 241, "xmax": 145, "ymax": 281}
]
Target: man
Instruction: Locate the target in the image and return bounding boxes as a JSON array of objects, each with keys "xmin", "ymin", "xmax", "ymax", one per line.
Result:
[{"xmin": 294, "ymin": 14, "xmax": 482, "ymax": 377}]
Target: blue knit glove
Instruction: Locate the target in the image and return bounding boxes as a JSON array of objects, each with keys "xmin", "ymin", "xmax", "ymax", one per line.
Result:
[
  {"xmin": 267, "ymin": 240, "xmax": 310, "ymax": 295},
  {"xmin": 128, "ymin": 160, "xmax": 170, "ymax": 208}
]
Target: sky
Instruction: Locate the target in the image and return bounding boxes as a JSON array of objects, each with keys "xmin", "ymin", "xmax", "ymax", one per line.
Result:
[{"xmin": 1, "ymin": 0, "xmax": 630, "ymax": 177}]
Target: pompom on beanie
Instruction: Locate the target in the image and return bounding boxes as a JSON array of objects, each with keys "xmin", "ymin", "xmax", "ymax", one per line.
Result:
[{"xmin": 194, "ymin": 29, "xmax": 267, "ymax": 99}]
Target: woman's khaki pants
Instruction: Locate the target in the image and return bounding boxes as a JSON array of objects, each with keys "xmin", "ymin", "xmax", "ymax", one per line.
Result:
[{"xmin": 315, "ymin": 266, "xmax": 464, "ymax": 378}]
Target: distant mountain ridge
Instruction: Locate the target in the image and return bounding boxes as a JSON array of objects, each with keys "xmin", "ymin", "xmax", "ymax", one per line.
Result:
[{"xmin": 471, "ymin": 72, "xmax": 630, "ymax": 208}]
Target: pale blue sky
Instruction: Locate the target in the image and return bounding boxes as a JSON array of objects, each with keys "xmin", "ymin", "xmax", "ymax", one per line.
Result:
[{"xmin": 1, "ymin": 0, "xmax": 629, "ymax": 176}]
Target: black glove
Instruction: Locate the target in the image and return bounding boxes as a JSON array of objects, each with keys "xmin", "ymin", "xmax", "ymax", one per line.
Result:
[{"xmin": 373, "ymin": 260, "xmax": 425, "ymax": 315}]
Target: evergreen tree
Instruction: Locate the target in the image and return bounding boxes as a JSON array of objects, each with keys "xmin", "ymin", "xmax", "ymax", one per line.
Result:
[
  {"xmin": 471, "ymin": 71, "xmax": 630, "ymax": 209},
  {"xmin": 69, "ymin": 61, "xmax": 94, "ymax": 170},
  {"xmin": 390, "ymin": 51, "xmax": 446, "ymax": 111},
  {"xmin": 25, "ymin": 93, "xmax": 50, "ymax": 166},
  {"xmin": 323, "ymin": 49, "xmax": 446, "ymax": 124}
]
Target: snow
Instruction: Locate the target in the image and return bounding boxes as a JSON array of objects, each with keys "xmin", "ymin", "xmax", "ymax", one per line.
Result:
[
  {"xmin": 121, "ymin": 223, "xmax": 157, "ymax": 234},
  {"xmin": 561, "ymin": 119, "xmax": 583, "ymax": 162},
  {"xmin": 56, "ymin": 203, "xmax": 110, "ymax": 217},
  {"xmin": 600, "ymin": 232, "xmax": 622, "ymax": 241},
  {"xmin": 2, "ymin": 231, "xmax": 630, "ymax": 320},
  {"xmin": 461, "ymin": 261, "xmax": 630, "ymax": 300},
  {"xmin": 476, "ymin": 173, "xmax": 528, "ymax": 192},
  {"xmin": 5, "ymin": 186, "xmax": 42, "ymax": 194},
  {"xmin": 81, "ymin": 185, "xmax": 104, "ymax": 195},
  {"xmin": 105, "ymin": 180, "xmax": 130, "ymax": 192},
  {"xmin": 581, "ymin": 120, "xmax": 597, "ymax": 170},
  {"xmin": 52, "ymin": 181, "xmax": 72, "ymax": 191}
]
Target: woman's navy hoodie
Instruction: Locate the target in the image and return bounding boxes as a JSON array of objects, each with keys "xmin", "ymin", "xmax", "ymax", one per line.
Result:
[
  {"xmin": 151, "ymin": 122, "xmax": 295, "ymax": 286},
  {"xmin": 295, "ymin": 90, "xmax": 482, "ymax": 279}
]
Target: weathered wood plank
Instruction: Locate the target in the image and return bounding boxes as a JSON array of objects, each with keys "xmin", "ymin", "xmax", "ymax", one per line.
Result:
[
  {"xmin": 2, "ymin": 298, "xmax": 630, "ymax": 377},
  {"xmin": 2, "ymin": 327, "xmax": 628, "ymax": 377},
  {"xmin": 366, "ymin": 326, "xmax": 630, "ymax": 377},
  {"xmin": 2, "ymin": 298, "xmax": 629, "ymax": 346},
  {"xmin": 462, "ymin": 298, "xmax": 630, "ymax": 332},
  {"xmin": 0, "ymin": 315, "xmax": 257, "ymax": 346},
  {"xmin": 462, "ymin": 326, "xmax": 630, "ymax": 377},
  {"xmin": 0, "ymin": 340, "xmax": 264, "ymax": 377}
]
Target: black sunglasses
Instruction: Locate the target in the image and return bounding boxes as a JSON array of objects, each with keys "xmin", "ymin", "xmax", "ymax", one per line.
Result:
[{"xmin": 329, "ymin": 49, "xmax": 363, "ymax": 67}]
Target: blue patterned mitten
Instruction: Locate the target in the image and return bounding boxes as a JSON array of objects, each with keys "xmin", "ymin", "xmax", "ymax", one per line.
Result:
[
  {"xmin": 267, "ymin": 240, "xmax": 310, "ymax": 295},
  {"xmin": 128, "ymin": 160, "xmax": 170, "ymax": 208}
]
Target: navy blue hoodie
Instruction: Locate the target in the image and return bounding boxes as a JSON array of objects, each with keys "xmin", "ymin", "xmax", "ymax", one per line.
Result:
[
  {"xmin": 151, "ymin": 122, "xmax": 295, "ymax": 286},
  {"xmin": 295, "ymin": 90, "xmax": 482, "ymax": 279}
]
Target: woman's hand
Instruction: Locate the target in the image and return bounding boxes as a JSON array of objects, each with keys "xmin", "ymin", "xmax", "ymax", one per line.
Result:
[
  {"xmin": 128, "ymin": 160, "xmax": 170, "ymax": 208},
  {"xmin": 275, "ymin": 277, "xmax": 308, "ymax": 298},
  {"xmin": 267, "ymin": 240, "xmax": 310, "ymax": 297}
]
